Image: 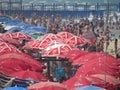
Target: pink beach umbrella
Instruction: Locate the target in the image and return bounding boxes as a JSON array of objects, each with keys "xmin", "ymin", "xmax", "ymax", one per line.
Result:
[
  {"xmin": 43, "ymin": 44, "xmax": 78, "ymax": 58},
  {"xmin": 0, "ymin": 42, "xmax": 21, "ymax": 53},
  {"xmin": 41, "ymin": 33, "xmax": 59, "ymax": 40},
  {"xmin": 65, "ymin": 36, "xmax": 90, "ymax": 45},
  {"xmin": 22, "ymin": 34, "xmax": 59, "ymax": 50},
  {"xmin": 2, "ymin": 32, "xmax": 34, "ymax": 41},
  {"xmin": 1, "ymin": 32, "xmax": 34, "ymax": 46},
  {"xmin": 57, "ymin": 32, "xmax": 75, "ymax": 42}
]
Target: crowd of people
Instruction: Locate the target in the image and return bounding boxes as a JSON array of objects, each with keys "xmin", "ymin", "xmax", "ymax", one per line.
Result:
[{"xmin": 11, "ymin": 12, "xmax": 120, "ymax": 58}]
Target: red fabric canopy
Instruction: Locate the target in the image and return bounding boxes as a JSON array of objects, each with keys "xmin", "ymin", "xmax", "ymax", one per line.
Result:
[
  {"xmin": 0, "ymin": 52, "xmax": 44, "ymax": 72},
  {"xmin": 66, "ymin": 50, "xmax": 88, "ymax": 62}
]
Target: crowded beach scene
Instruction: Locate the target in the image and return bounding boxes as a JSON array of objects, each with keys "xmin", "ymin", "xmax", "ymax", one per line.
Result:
[{"xmin": 0, "ymin": 0, "xmax": 120, "ymax": 90}]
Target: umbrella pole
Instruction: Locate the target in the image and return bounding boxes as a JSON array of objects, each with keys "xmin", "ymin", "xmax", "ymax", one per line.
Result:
[
  {"xmin": 104, "ymin": 43, "xmax": 107, "ymax": 88},
  {"xmin": 47, "ymin": 61, "xmax": 50, "ymax": 78}
]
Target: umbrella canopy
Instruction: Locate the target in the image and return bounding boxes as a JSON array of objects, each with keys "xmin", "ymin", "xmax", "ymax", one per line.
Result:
[
  {"xmin": 90, "ymin": 74, "xmax": 120, "ymax": 86},
  {"xmin": 22, "ymin": 34, "xmax": 60, "ymax": 50},
  {"xmin": 74, "ymin": 53, "xmax": 120, "ymax": 78},
  {"xmin": 41, "ymin": 33, "xmax": 59, "ymax": 40},
  {"xmin": 0, "ymin": 38, "xmax": 4, "ymax": 42},
  {"xmin": 0, "ymin": 67, "xmax": 15, "ymax": 74},
  {"xmin": 72, "ymin": 52, "xmax": 120, "ymax": 65},
  {"xmin": 0, "ymin": 42, "xmax": 21, "ymax": 53},
  {"xmin": 28, "ymin": 82, "xmax": 69, "ymax": 90},
  {"xmin": 57, "ymin": 32, "xmax": 75, "ymax": 42},
  {"xmin": 0, "ymin": 59, "xmax": 32, "ymax": 74},
  {"xmin": 6, "ymin": 26, "xmax": 23, "ymax": 32},
  {"xmin": 2, "ymin": 32, "xmax": 34, "ymax": 41},
  {"xmin": 24, "ymin": 26, "xmax": 48, "ymax": 35},
  {"xmin": 26, "ymin": 26, "xmax": 48, "ymax": 31},
  {"xmin": 63, "ymin": 73, "xmax": 118, "ymax": 90},
  {"xmin": 0, "ymin": 52, "xmax": 43, "ymax": 72},
  {"xmin": 66, "ymin": 50, "xmax": 88, "ymax": 62},
  {"xmin": 10, "ymin": 71, "xmax": 48, "ymax": 82},
  {"xmin": 63, "ymin": 76, "xmax": 91, "ymax": 89},
  {"xmin": 65, "ymin": 36, "xmax": 90, "ymax": 45},
  {"xmin": 75, "ymin": 85, "xmax": 105, "ymax": 90},
  {"xmin": 1, "ymin": 32, "xmax": 33, "ymax": 46},
  {"xmin": 75, "ymin": 61, "xmax": 120, "ymax": 78},
  {"xmin": 43, "ymin": 44, "xmax": 78, "ymax": 58},
  {"xmin": 3, "ymin": 86, "xmax": 28, "ymax": 90}
]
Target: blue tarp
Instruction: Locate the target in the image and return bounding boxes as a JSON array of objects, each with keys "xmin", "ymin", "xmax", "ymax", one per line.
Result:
[
  {"xmin": 75, "ymin": 86, "xmax": 105, "ymax": 90},
  {"xmin": 7, "ymin": 26, "xmax": 24, "ymax": 33},
  {"xmin": 1, "ymin": 16, "xmax": 48, "ymax": 35},
  {"xmin": 0, "ymin": 16, "xmax": 10, "ymax": 22},
  {"xmin": 56, "ymin": 67, "xmax": 65, "ymax": 82},
  {"xmin": 3, "ymin": 86, "xmax": 28, "ymax": 90},
  {"xmin": 22, "ymin": 26, "xmax": 48, "ymax": 35},
  {"xmin": 25, "ymin": 26, "xmax": 48, "ymax": 31}
]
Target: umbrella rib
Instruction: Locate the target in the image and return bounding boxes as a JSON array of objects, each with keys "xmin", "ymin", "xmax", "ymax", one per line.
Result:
[{"xmin": 5, "ymin": 43, "xmax": 12, "ymax": 51}]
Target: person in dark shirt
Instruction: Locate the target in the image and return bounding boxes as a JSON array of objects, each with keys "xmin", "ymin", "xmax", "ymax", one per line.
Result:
[{"xmin": 116, "ymin": 49, "xmax": 120, "ymax": 59}]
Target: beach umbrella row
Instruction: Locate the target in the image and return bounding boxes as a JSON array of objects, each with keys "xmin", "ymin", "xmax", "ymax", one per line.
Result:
[
  {"xmin": 0, "ymin": 39, "xmax": 47, "ymax": 82},
  {"xmin": 22, "ymin": 32, "xmax": 91, "ymax": 58},
  {"xmin": 0, "ymin": 32, "xmax": 34, "ymax": 46},
  {"xmin": 63, "ymin": 52, "xmax": 120, "ymax": 90}
]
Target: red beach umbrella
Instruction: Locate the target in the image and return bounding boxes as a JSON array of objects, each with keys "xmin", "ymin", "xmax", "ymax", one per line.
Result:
[
  {"xmin": 0, "ymin": 59, "xmax": 32, "ymax": 73},
  {"xmin": 90, "ymin": 74, "xmax": 120, "ymax": 86},
  {"xmin": 72, "ymin": 52, "xmax": 120, "ymax": 65},
  {"xmin": 0, "ymin": 67, "xmax": 15, "ymax": 74},
  {"xmin": 66, "ymin": 50, "xmax": 88, "ymax": 62},
  {"xmin": 0, "ymin": 52, "xmax": 43, "ymax": 72}
]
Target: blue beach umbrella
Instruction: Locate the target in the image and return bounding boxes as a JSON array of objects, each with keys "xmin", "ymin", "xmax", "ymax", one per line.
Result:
[
  {"xmin": 23, "ymin": 26, "xmax": 48, "ymax": 35},
  {"xmin": 25, "ymin": 26, "xmax": 48, "ymax": 31},
  {"xmin": 7, "ymin": 26, "xmax": 23, "ymax": 32},
  {"xmin": 75, "ymin": 86, "xmax": 105, "ymax": 90},
  {"xmin": 3, "ymin": 86, "xmax": 28, "ymax": 90}
]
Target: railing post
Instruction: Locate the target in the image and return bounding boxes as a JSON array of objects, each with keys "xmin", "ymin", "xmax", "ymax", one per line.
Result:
[{"xmin": 119, "ymin": 3, "xmax": 120, "ymax": 12}]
